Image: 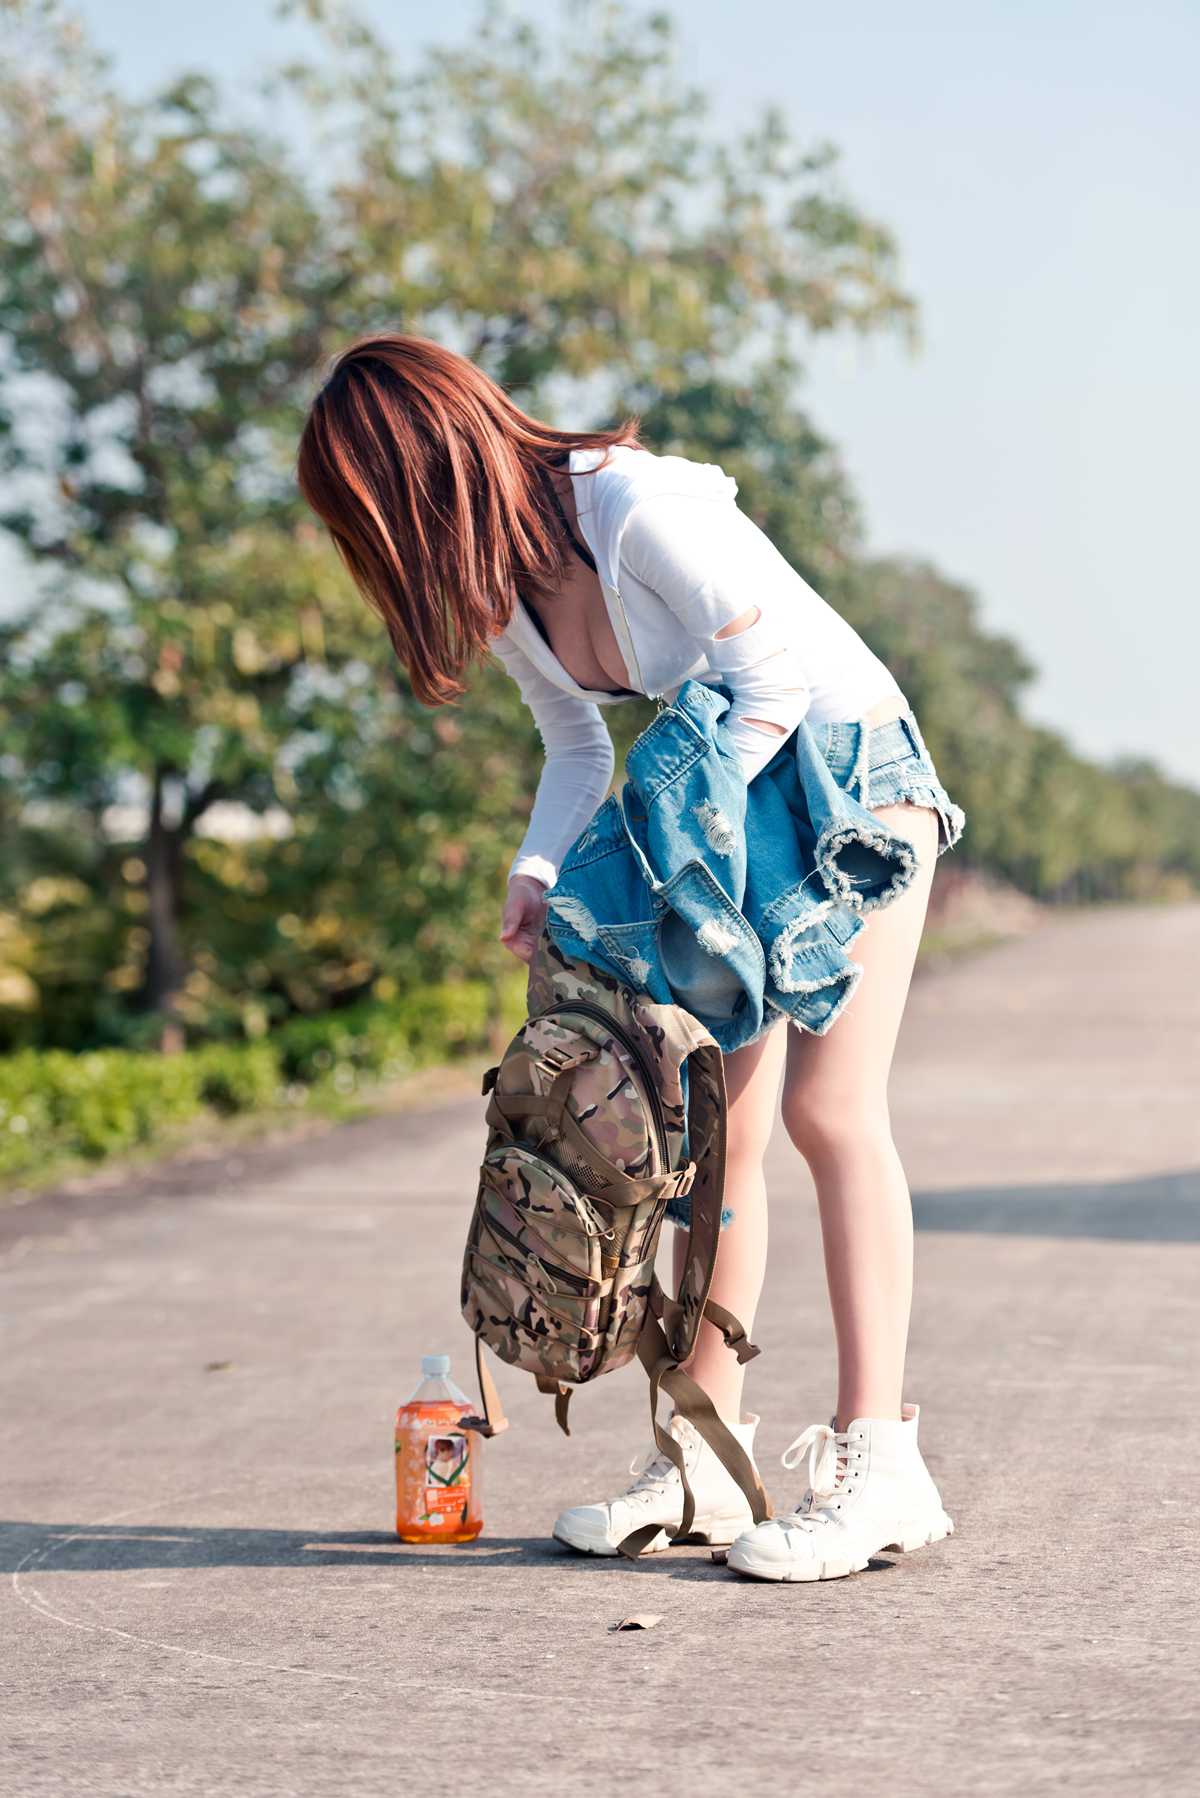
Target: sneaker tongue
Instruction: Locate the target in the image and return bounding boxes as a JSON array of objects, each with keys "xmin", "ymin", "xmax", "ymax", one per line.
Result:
[
  {"xmin": 822, "ymin": 1441, "xmax": 852, "ymax": 1495},
  {"xmin": 631, "ymin": 1416, "xmax": 696, "ymax": 1489}
]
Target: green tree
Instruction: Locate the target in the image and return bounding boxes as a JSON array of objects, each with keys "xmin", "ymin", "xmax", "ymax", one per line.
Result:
[
  {"xmin": 0, "ymin": 2, "xmax": 357, "ymax": 1038},
  {"xmin": 279, "ymin": 0, "xmax": 917, "ymax": 394},
  {"xmin": 5, "ymin": 0, "xmax": 1195, "ymax": 1056},
  {"xmin": 1, "ymin": 0, "xmax": 920, "ymax": 1047}
]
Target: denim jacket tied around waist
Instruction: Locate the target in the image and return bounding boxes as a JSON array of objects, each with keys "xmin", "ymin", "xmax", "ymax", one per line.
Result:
[{"xmin": 542, "ymin": 676, "xmax": 926, "ymax": 1056}]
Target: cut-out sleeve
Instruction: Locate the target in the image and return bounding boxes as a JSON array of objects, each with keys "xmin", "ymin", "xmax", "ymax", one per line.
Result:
[
  {"xmin": 489, "ymin": 632, "xmax": 615, "ymax": 888},
  {"xmin": 618, "ymin": 491, "xmax": 813, "ymax": 784}
]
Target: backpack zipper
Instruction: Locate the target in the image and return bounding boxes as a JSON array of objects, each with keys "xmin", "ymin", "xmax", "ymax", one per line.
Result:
[
  {"xmin": 524, "ymin": 999, "xmax": 669, "ymax": 1173},
  {"xmin": 475, "ymin": 1188, "xmax": 596, "ymax": 1294}
]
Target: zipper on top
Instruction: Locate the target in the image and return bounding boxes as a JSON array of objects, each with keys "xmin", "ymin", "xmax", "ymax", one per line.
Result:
[
  {"xmin": 603, "ymin": 562, "xmax": 654, "ymax": 699},
  {"xmin": 563, "ymin": 455, "xmax": 656, "ymax": 700},
  {"xmin": 542, "ymin": 457, "xmax": 650, "ymax": 699}
]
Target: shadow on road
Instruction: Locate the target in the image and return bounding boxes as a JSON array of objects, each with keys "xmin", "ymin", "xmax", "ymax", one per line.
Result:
[
  {"xmin": 1, "ymin": 1523, "xmax": 561, "ymax": 1574},
  {"xmin": 3, "ymin": 1520, "xmax": 909, "ymax": 1581},
  {"xmin": 4, "ymin": 1521, "xmax": 879, "ymax": 1580},
  {"xmin": 912, "ymin": 1166, "xmax": 1200, "ymax": 1241}
]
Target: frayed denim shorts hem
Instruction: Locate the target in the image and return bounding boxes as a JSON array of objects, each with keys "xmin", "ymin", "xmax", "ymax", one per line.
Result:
[{"xmin": 808, "ymin": 707, "xmax": 966, "ymax": 858}]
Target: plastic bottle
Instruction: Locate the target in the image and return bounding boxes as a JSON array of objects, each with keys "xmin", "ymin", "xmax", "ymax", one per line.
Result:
[{"xmin": 394, "ymin": 1354, "xmax": 483, "ymax": 1543}]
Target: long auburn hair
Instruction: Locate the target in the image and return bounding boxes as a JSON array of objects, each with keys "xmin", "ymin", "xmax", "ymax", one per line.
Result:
[{"xmin": 296, "ymin": 332, "xmax": 642, "ymax": 705}]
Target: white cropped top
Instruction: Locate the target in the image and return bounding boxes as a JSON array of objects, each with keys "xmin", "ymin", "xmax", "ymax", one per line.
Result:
[{"xmin": 490, "ymin": 443, "xmax": 904, "ymax": 888}]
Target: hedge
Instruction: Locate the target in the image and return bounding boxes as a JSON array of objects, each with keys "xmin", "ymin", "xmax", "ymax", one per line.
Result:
[{"xmin": 0, "ymin": 970, "xmax": 527, "ymax": 1185}]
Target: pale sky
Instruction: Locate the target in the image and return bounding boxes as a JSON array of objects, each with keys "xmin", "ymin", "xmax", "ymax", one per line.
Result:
[{"xmin": 34, "ymin": 3, "xmax": 1200, "ymax": 781}]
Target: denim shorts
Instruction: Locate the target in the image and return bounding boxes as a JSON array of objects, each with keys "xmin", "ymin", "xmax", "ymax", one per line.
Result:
[{"xmin": 808, "ymin": 707, "xmax": 966, "ymax": 856}]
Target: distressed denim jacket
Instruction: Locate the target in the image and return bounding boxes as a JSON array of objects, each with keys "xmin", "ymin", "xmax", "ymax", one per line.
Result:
[{"xmin": 543, "ymin": 677, "xmax": 926, "ymax": 1056}]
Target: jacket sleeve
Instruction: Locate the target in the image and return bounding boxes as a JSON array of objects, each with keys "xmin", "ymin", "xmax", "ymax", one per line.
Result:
[
  {"xmin": 618, "ymin": 490, "xmax": 813, "ymax": 783},
  {"xmin": 488, "ymin": 632, "xmax": 615, "ymax": 889}
]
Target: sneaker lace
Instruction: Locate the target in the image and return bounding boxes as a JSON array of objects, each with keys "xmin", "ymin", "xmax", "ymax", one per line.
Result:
[
  {"xmin": 778, "ymin": 1422, "xmax": 850, "ymax": 1529},
  {"xmin": 624, "ymin": 1417, "xmax": 699, "ymax": 1504}
]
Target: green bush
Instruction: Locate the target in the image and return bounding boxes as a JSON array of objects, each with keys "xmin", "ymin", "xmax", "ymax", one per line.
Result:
[
  {"xmin": 0, "ymin": 970, "xmax": 528, "ymax": 1186},
  {"xmin": 273, "ymin": 1007, "xmax": 411, "ymax": 1090},
  {"xmin": 273, "ymin": 977, "xmax": 520, "ymax": 1094},
  {"xmin": 0, "ymin": 1046, "xmax": 204, "ymax": 1179},
  {"xmin": 192, "ymin": 1042, "xmax": 282, "ymax": 1115}
]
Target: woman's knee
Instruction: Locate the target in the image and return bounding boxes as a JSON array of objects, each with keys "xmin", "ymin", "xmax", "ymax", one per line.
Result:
[{"xmin": 780, "ymin": 1083, "xmax": 893, "ymax": 1166}]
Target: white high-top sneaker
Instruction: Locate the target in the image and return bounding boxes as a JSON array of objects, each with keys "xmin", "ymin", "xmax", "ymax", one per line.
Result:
[
  {"xmin": 552, "ymin": 1412, "xmax": 761, "ymax": 1556},
  {"xmin": 725, "ymin": 1402, "xmax": 953, "ymax": 1582}
]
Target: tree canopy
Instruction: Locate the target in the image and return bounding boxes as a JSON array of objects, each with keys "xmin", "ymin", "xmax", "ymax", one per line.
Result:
[{"xmin": 1, "ymin": 0, "xmax": 1195, "ymax": 1052}]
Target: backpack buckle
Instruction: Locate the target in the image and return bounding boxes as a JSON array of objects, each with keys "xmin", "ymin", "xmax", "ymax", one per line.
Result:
[
  {"xmin": 537, "ymin": 1042, "xmax": 595, "ymax": 1078},
  {"xmin": 674, "ymin": 1159, "xmax": 697, "ymax": 1196}
]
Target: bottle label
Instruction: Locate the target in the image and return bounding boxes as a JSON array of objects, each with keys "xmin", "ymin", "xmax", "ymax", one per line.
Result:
[
  {"xmin": 421, "ymin": 1429, "xmax": 470, "ymax": 1526},
  {"xmin": 396, "ymin": 1404, "xmax": 473, "ymax": 1533}
]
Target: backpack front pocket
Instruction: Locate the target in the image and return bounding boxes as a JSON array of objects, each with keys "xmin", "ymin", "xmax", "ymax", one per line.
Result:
[
  {"xmin": 473, "ymin": 1217, "xmax": 600, "ymax": 1309},
  {"xmin": 463, "ymin": 1253, "xmax": 607, "ymax": 1382},
  {"xmin": 479, "ymin": 1144, "xmax": 606, "ymax": 1284}
]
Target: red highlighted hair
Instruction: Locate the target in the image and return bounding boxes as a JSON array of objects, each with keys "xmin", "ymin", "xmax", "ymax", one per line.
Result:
[{"xmin": 297, "ymin": 332, "xmax": 639, "ymax": 705}]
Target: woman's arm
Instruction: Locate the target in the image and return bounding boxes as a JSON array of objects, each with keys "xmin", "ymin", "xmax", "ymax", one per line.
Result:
[
  {"xmin": 618, "ymin": 490, "xmax": 813, "ymax": 782},
  {"xmin": 488, "ymin": 632, "xmax": 615, "ymax": 889}
]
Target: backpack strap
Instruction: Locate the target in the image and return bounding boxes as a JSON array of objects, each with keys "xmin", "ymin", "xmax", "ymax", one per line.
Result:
[
  {"xmin": 458, "ymin": 1336, "xmax": 509, "ymax": 1438},
  {"xmin": 618, "ymin": 1297, "xmax": 772, "ymax": 1558},
  {"xmin": 535, "ymin": 1374, "xmax": 573, "ymax": 1436},
  {"xmin": 461, "ymin": 1343, "xmax": 573, "ymax": 1441},
  {"xmin": 616, "ymin": 1036, "xmax": 771, "ymax": 1557},
  {"xmin": 666, "ymin": 1038, "xmax": 733, "ymax": 1365},
  {"xmin": 699, "ymin": 1296, "xmax": 761, "ymax": 1364}
]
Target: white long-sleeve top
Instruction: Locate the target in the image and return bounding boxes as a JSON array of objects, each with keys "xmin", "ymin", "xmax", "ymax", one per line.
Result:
[{"xmin": 490, "ymin": 443, "xmax": 904, "ymax": 889}]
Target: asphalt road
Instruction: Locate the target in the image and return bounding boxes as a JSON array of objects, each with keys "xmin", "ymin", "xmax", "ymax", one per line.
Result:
[{"xmin": 3, "ymin": 902, "xmax": 1198, "ymax": 1797}]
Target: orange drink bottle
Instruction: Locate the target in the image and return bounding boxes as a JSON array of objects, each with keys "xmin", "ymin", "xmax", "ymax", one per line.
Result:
[{"xmin": 394, "ymin": 1354, "xmax": 483, "ymax": 1543}]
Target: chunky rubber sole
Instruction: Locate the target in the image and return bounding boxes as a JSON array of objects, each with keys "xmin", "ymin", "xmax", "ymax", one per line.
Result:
[
  {"xmin": 552, "ymin": 1509, "xmax": 755, "ymax": 1558},
  {"xmin": 726, "ymin": 1512, "xmax": 955, "ymax": 1583}
]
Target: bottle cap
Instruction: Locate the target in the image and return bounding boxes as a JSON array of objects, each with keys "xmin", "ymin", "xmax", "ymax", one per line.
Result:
[{"xmin": 421, "ymin": 1353, "xmax": 451, "ymax": 1377}]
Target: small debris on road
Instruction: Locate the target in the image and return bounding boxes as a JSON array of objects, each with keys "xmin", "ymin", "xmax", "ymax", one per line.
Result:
[{"xmin": 610, "ymin": 1614, "xmax": 663, "ymax": 1632}]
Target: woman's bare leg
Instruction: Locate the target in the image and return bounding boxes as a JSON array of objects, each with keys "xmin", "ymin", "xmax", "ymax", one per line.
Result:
[
  {"xmin": 780, "ymin": 802, "xmax": 940, "ymax": 1431},
  {"xmin": 672, "ymin": 1018, "xmax": 788, "ymax": 1422}
]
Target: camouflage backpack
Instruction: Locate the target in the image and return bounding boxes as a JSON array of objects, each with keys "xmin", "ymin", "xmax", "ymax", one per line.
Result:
[{"xmin": 459, "ymin": 926, "xmax": 772, "ymax": 1557}]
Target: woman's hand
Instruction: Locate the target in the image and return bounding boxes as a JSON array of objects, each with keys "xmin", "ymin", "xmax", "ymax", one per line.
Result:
[{"xmin": 499, "ymin": 874, "xmax": 549, "ymax": 965}]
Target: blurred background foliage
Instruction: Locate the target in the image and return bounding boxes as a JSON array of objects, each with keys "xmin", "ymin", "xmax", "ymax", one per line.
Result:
[{"xmin": 0, "ymin": 0, "xmax": 1196, "ymax": 1073}]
